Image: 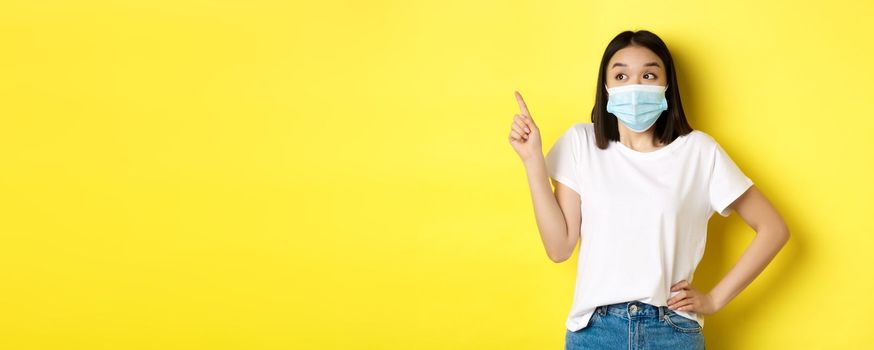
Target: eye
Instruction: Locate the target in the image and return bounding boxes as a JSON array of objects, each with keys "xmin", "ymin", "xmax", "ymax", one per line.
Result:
[
  {"xmin": 615, "ymin": 73, "xmax": 627, "ymax": 81},
  {"xmin": 644, "ymin": 72, "xmax": 658, "ymax": 79}
]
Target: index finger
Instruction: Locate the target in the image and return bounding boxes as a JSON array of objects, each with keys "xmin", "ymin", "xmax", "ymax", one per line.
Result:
[{"xmin": 514, "ymin": 90, "xmax": 530, "ymax": 117}]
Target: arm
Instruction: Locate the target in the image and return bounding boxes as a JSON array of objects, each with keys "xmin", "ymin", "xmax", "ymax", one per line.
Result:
[
  {"xmin": 508, "ymin": 91, "xmax": 581, "ymax": 263},
  {"xmin": 707, "ymin": 185, "xmax": 791, "ymax": 311},
  {"xmin": 524, "ymin": 156, "xmax": 581, "ymax": 263}
]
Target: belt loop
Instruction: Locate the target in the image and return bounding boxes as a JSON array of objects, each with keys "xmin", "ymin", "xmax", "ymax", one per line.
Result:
[{"xmin": 658, "ymin": 305, "xmax": 665, "ymax": 319}]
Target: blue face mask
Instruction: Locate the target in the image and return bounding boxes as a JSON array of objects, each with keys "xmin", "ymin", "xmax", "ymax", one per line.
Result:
[{"xmin": 605, "ymin": 83, "xmax": 669, "ymax": 133}]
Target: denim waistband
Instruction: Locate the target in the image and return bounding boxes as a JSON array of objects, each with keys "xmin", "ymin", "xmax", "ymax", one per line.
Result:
[{"xmin": 596, "ymin": 301, "xmax": 669, "ymax": 320}]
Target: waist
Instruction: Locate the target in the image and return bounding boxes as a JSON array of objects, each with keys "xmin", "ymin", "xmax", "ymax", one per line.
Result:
[{"xmin": 597, "ymin": 300, "xmax": 669, "ymax": 319}]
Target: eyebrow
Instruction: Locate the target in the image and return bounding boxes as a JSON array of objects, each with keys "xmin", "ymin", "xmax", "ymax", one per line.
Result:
[{"xmin": 611, "ymin": 62, "xmax": 661, "ymax": 69}]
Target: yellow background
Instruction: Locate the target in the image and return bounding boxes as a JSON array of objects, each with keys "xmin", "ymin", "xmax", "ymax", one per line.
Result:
[{"xmin": 1, "ymin": 0, "xmax": 871, "ymax": 349}]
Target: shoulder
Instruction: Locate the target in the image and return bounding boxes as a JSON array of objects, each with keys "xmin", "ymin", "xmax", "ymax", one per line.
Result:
[
  {"xmin": 576, "ymin": 122, "xmax": 594, "ymax": 133},
  {"xmin": 566, "ymin": 122, "xmax": 593, "ymax": 140},
  {"xmin": 552, "ymin": 121, "xmax": 591, "ymax": 143},
  {"xmin": 684, "ymin": 129, "xmax": 719, "ymax": 151},
  {"xmin": 547, "ymin": 122, "xmax": 593, "ymax": 157},
  {"xmin": 565, "ymin": 122, "xmax": 595, "ymax": 149},
  {"xmin": 684, "ymin": 130, "xmax": 741, "ymax": 165}
]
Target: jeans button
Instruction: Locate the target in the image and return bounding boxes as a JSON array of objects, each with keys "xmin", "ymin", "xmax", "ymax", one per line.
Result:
[{"xmin": 630, "ymin": 305, "xmax": 638, "ymax": 313}]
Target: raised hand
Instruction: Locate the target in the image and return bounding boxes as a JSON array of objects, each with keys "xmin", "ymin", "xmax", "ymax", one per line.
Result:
[{"xmin": 508, "ymin": 90, "xmax": 542, "ymax": 164}]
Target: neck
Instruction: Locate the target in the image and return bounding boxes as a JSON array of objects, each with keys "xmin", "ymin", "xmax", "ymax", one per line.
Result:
[{"xmin": 617, "ymin": 123, "xmax": 664, "ymax": 152}]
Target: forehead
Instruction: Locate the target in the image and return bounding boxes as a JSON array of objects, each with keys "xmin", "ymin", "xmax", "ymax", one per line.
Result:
[{"xmin": 608, "ymin": 45, "xmax": 664, "ymax": 68}]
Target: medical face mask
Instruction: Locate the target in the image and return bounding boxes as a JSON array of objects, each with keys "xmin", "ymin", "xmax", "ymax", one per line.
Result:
[{"xmin": 605, "ymin": 83, "xmax": 669, "ymax": 133}]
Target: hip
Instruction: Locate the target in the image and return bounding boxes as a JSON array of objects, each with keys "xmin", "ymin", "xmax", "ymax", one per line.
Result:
[{"xmin": 565, "ymin": 301, "xmax": 705, "ymax": 350}]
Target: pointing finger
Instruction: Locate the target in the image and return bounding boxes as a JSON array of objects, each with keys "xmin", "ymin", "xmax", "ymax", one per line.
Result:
[{"xmin": 514, "ymin": 90, "xmax": 531, "ymax": 117}]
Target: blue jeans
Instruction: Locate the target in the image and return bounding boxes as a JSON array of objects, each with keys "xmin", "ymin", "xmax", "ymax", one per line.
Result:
[{"xmin": 565, "ymin": 301, "xmax": 705, "ymax": 350}]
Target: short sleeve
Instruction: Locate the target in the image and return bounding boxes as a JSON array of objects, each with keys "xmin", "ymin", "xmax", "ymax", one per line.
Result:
[
  {"xmin": 545, "ymin": 124, "xmax": 582, "ymax": 195},
  {"xmin": 708, "ymin": 141, "xmax": 754, "ymax": 217}
]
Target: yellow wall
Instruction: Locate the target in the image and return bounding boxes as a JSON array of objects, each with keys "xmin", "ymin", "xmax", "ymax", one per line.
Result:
[{"xmin": 1, "ymin": 0, "xmax": 871, "ymax": 349}]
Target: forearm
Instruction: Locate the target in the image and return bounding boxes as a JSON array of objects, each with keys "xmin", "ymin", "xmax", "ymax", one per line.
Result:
[
  {"xmin": 523, "ymin": 156, "xmax": 572, "ymax": 261},
  {"xmin": 708, "ymin": 226, "xmax": 790, "ymax": 310}
]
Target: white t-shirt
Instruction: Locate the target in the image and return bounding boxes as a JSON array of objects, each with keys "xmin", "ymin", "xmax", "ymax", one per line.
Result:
[{"xmin": 545, "ymin": 122, "xmax": 753, "ymax": 332}]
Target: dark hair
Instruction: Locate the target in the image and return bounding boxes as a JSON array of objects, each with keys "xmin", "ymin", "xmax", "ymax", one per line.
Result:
[{"xmin": 591, "ymin": 30, "xmax": 693, "ymax": 149}]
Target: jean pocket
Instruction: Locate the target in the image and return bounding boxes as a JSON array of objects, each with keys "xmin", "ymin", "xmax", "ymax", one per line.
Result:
[{"xmin": 662, "ymin": 310, "xmax": 702, "ymax": 333}]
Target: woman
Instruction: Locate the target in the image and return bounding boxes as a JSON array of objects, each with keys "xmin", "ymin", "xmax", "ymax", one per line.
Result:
[{"xmin": 508, "ymin": 30, "xmax": 790, "ymax": 349}]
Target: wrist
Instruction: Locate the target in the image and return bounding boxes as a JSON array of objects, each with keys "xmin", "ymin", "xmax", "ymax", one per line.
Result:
[
  {"xmin": 707, "ymin": 290, "xmax": 728, "ymax": 311},
  {"xmin": 523, "ymin": 154, "xmax": 545, "ymax": 170}
]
